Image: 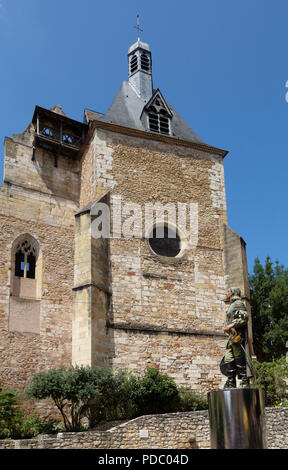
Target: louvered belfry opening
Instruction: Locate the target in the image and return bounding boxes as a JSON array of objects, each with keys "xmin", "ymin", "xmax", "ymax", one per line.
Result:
[
  {"xmin": 130, "ymin": 54, "xmax": 138, "ymax": 74},
  {"xmin": 148, "ymin": 106, "xmax": 159, "ymax": 132},
  {"xmin": 140, "ymin": 53, "xmax": 150, "ymax": 72},
  {"xmin": 147, "ymin": 100, "xmax": 170, "ymax": 135},
  {"xmin": 159, "ymin": 110, "xmax": 170, "ymax": 134}
]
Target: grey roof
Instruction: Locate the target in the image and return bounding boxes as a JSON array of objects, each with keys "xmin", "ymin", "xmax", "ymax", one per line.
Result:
[
  {"xmin": 85, "ymin": 81, "xmax": 205, "ymax": 144},
  {"xmin": 128, "ymin": 40, "xmax": 150, "ymax": 54},
  {"xmin": 102, "ymin": 82, "xmax": 147, "ymax": 130}
]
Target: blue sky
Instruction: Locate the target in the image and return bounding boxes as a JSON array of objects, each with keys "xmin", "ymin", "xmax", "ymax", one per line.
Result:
[{"xmin": 0, "ymin": 0, "xmax": 288, "ymax": 273}]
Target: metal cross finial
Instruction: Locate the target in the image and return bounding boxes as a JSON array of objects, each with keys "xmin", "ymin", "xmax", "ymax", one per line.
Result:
[{"xmin": 134, "ymin": 14, "xmax": 143, "ymax": 41}]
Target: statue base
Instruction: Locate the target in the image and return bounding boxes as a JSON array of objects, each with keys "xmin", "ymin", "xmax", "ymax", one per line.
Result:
[{"xmin": 207, "ymin": 388, "xmax": 266, "ymax": 449}]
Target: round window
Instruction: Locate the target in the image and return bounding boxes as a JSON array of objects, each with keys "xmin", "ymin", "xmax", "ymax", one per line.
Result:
[{"xmin": 148, "ymin": 225, "xmax": 181, "ymax": 257}]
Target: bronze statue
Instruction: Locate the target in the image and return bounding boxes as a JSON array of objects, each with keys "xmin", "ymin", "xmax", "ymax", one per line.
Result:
[{"xmin": 220, "ymin": 287, "xmax": 254, "ymax": 389}]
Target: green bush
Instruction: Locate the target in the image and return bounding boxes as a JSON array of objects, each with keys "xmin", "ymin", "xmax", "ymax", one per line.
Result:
[
  {"xmin": 126, "ymin": 368, "xmax": 179, "ymax": 416},
  {"xmin": 0, "ymin": 380, "xmax": 62, "ymax": 439},
  {"xmin": 84, "ymin": 368, "xmax": 137, "ymax": 427},
  {"xmin": 176, "ymin": 387, "xmax": 208, "ymax": 411},
  {"xmin": 25, "ymin": 366, "xmax": 209, "ymax": 432},
  {"xmin": 251, "ymin": 356, "xmax": 288, "ymax": 406},
  {"xmin": 20, "ymin": 413, "xmax": 61, "ymax": 438},
  {"xmin": 0, "ymin": 382, "xmax": 24, "ymax": 439}
]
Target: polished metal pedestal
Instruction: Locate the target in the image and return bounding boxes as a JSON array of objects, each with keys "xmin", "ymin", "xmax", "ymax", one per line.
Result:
[{"xmin": 207, "ymin": 389, "xmax": 266, "ymax": 449}]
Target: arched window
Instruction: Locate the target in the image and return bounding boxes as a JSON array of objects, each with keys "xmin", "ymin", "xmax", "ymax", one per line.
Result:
[
  {"xmin": 15, "ymin": 239, "xmax": 37, "ymax": 279},
  {"xmin": 11, "ymin": 235, "xmax": 41, "ymax": 299}
]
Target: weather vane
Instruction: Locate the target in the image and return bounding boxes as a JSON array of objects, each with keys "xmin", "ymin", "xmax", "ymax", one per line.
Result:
[{"xmin": 134, "ymin": 14, "xmax": 143, "ymax": 42}]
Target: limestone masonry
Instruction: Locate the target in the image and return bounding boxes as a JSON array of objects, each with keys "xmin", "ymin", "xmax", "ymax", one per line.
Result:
[
  {"xmin": 0, "ymin": 408, "xmax": 286, "ymax": 449},
  {"xmin": 0, "ymin": 39, "xmax": 252, "ymax": 405}
]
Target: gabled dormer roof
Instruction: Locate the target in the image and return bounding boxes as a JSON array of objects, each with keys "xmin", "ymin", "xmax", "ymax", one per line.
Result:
[{"xmin": 142, "ymin": 89, "xmax": 173, "ymax": 119}]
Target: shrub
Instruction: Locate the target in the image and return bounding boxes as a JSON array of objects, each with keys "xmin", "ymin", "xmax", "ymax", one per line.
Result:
[
  {"xmin": 0, "ymin": 381, "xmax": 62, "ymax": 439},
  {"xmin": 251, "ymin": 356, "xmax": 288, "ymax": 406},
  {"xmin": 26, "ymin": 366, "xmax": 209, "ymax": 432},
  {"xmin": 0, "ymin": 382, "xmax": 24, "ymax": 439},
  {"xmin": 126, "ymin": 368, "xmax": 179, "ymax": 416},
  {"xmin": 84, "ymin": 368, "xmax": 136, "ymax": 427},
  {"xmin": 176, "ymin": 387, "xmax": 208, "ymax": 411},
  {"xmin": 20, "ymin": 413, "xmax": 61, "ymax": 438}
]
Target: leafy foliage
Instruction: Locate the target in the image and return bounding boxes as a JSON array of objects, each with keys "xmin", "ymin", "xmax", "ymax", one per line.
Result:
[
  {"xmin": 0, "ymin": 381, "xmax": 59, "ymax": 439},
  {"xmin": 25, "ymin": 366, "xmax": 208, "ymax": 431},
  {"xmin": 0, "ymin": 382, "xmax": 24, "ymax": 438},
  {"xmin": 19, "ymin": 413, "xmax": 61, "ymax": 438},
  {"xmin": 252, "ymin": 356, "xmax": 288, "ymax": 406},
  {"xmin": 83, "ymin": 368, "xmax": 137, "ymax": 427},
  {"xmin": 175, "ymin": 387, "xmax": 208, "ymax": 411},
  {"xmin": 249, "ymin": 256, "xmax": 288, "ymax": 361},
  {"xmin": 26, "ymin": 366, "xmax": 103, "ymax": 431},
  {"xmin": 125, "ymin": 367, "xmax": 179, "ymax": 416}
]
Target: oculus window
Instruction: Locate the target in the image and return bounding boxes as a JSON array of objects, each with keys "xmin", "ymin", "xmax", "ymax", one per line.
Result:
[{"xmin": 148, "ymin": 226, "xmax": 181, "ymax": 257}]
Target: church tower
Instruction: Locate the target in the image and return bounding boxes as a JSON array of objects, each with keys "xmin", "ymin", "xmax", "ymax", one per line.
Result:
[
  {"xmin": 72, "ymin": 36, "xmax": 253, "ymax": 390},
  {"xmin": 0, "ymin": 33, "xmax": 252, "ymax": 398}
]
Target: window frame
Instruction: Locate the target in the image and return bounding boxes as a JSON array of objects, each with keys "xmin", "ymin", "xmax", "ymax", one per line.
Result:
[
  {"xmin": 147, "ymin": 109, "xmax": 170, "ymax": 135},
  {"xmin": 130, "ymin": 54, "xmax": 138, "ymax": 75},
  {"xmin": 13, "ymin": 236, "xmax": 38, "ymax": 280},
  {"xmin": 148, "ymin": 224, "xmax": 181, "ymax": 258}
]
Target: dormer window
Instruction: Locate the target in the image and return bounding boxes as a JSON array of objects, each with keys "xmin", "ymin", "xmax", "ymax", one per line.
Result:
[
  {"xmin": 144, "ymin": 90, "xmax": 173, "ymax": 136},
  {"xmin": 148, "ymin": 106, "xmax": 170, "ymax": 135},
  {"xmin": 130, "ymin": 54, "xmax": 138, "ymax": 74}
]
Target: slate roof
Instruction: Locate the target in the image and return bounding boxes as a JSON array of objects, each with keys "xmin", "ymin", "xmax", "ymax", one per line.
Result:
[{"xmin": 84, "ymin": 81, "xmax": 205, "ymax": 145}]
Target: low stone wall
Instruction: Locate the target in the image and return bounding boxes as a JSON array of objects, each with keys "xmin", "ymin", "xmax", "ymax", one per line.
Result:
[
  {"xmin": 0, "ymin": 411, "xmax": 209, "ymax": 449},
  {"xmin": 0, "ymin": 408, "xmax": 287, "ymax": 449},
  {"xmin": 265, "ymin": 408, "xmax": 288, "ymax": 449}
]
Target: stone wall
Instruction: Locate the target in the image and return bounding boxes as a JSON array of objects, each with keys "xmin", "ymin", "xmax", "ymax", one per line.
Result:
[
  {"xmin": 73, "ymin": 127, "xmax": 232, "ymax": 392},
  {"xmin": 0, "ymin": 211, "xmax": 75, "ymax": 391},
  {"xmin": 0, "ymin": 114, "xmax": 250, "ymax": 403},
  {"xmin": 0, "ymin": 408, "xmax": 287, "ymax": 449},
  {"xmin": 0, "ymin": 411, "xmax": 210, "ymax": 449},
  {"xmin": 0, "ymin": 119, "xmax": 78, "ymax": 396},
  {"xmin": 265, "ymin": 408, "xmax": 288, "ymax": 449},
  {"xmin": 108, "ymin": 328, "xmax": 226, "ymax": 390}
]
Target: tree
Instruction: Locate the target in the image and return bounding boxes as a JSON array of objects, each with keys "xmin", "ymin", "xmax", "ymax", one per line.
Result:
[
  {"xmin": 249, "ymin": 256, "xmax": 288, "ymax": 362},
  {"xmin": 26, "ymin": 366, "xmax": 135, "ymax": 431},
  {"xmin": 26, "ymin": 366, "xmax": 102, "ymax": 431},
  {"xmin": 252, "ymin": 356, "xmax": 288, "ymax": 406}
]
